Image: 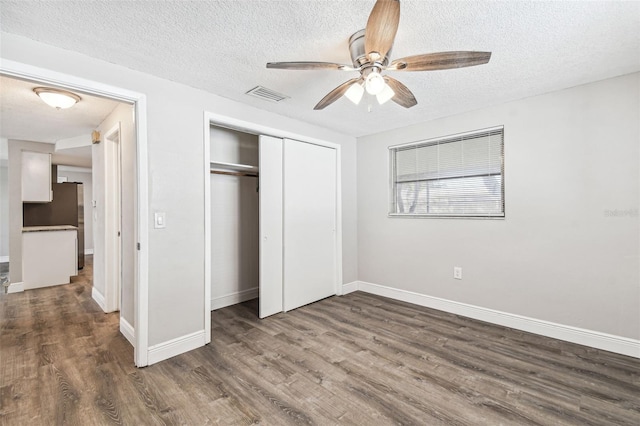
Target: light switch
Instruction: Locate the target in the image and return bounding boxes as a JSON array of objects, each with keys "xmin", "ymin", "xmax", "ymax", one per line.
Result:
[{"xmin": 154, "ymin": 212, "xmax": 166, "ymax": 229}]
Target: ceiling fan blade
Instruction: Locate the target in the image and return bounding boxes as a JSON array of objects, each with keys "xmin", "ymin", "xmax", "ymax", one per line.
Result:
[
  {"xmin": 267, "ymin": 61, "xmax": 355, "ymax": 71},
  {"xmin": 314, "ymin": 78, "xmax": 362, "ymax": 110},
  {"xmin": 364, "ymin": 0, "xmax": 400, "ymax": 61},
  {"xmin": 388, "ymin": 51, "xmax": 492, "ymax": 71},
  {"xmin": 384, "ymin": 76, "xmax": 417, "ymax": 108}
]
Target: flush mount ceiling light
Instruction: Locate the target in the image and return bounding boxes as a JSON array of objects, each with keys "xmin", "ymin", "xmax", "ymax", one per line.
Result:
[
  {"xmin": 33, "ymin": 87, "xmax": 81, "ymax": 109},
  {"xmin": 267, "ymin": 0, "xmax": 491, "ymax": 110}
]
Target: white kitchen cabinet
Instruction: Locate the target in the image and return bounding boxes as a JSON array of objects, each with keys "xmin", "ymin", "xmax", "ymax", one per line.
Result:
[
  {"xmin": 22, "ymin": 150, "xmax": 52, "ymax": 202},
  {"xmin": 23, "ymin": 226, "xmax": 78, "ymax": 290}
]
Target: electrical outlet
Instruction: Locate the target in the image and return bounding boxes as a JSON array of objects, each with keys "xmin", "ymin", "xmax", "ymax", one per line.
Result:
[{"xmin": 453, "ymin": 266, "xmax": 463, "ymax": 280}]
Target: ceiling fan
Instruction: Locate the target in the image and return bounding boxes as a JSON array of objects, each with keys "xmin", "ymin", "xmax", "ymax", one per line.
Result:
[{"xmin": 266, "ymin": 0, "xmax": 491, "ymax": 110}]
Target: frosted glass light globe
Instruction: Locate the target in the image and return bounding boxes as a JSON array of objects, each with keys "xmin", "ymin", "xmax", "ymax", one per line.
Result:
[
  {"xmin": 365, "ymin": 72, "xmax": 385, "ymax": 95},
  {"xmin": 33, "ymin": 87, "xmax": 81, "ymax": 109},
  {"xmin": 376, "ymin": 83, "xmax": 395, "ymax": 105},
  {"xmin": 344, "ymin": 82, "xmax": 364, "ymax": 104}
]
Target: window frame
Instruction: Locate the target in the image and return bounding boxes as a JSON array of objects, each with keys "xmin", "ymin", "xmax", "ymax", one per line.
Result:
[{"xmin": 388, "ymin": 125, "xmax": 505, "ymax": 219}]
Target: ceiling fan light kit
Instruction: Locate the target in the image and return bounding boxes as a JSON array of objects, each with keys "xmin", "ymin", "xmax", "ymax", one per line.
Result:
[
  {"xmin": 376, "ymin": 83, "xmax": 395, "ymax": 105},
  {"xmin": 266, "ymin": 0, "xmax": 491, "ymax": 111},
  {"xmin": 344, "ymin": 82, "xmax": 364, "ymax": 104},
  {"xmin": 364, "ymin": 70, "xmax": 385, "ymax": 95}
]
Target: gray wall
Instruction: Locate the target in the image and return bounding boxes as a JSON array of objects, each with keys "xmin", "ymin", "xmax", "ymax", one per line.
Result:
[
  {"xmin": 357, "ymin": 72, "xmax": 639, "ymax": 340},
  {"xmin": 1, "ymin": 33, "xmax": 357, "ymax": 349}
]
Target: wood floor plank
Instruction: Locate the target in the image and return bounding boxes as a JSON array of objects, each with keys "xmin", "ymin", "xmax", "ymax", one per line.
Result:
[{"xmin": 2, "ymin": 259, "xmax": 639, "ymax": 425}]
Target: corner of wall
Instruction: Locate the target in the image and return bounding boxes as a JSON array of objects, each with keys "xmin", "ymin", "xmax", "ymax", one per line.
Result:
[
  {"xmin": 91, "ymin": 286, "xmax": 106, "ymax": 312},
  {"xmin": 147, "ymin": 330, "xmax": 207, "ymax": 365}
]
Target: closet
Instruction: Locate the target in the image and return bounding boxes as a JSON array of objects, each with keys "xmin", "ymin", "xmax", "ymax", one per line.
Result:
[
  {"xmin": 209, "ymin": 126, "xmax": 340, "ymax": 319},
  {"xmin": 210, "ymin": 127, "xmax": 260, "ymax": 313}
]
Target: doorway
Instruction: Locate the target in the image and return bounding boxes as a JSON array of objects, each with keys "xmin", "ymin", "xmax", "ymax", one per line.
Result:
[{"xmin": 0, "ymin": 59, "xmax": 150, "ymax": 366}]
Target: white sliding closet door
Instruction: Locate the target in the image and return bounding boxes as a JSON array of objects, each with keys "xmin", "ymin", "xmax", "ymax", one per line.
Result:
[
  {"xmin": 283, "ymin": 139, "xmax": 337, "ymax": 311},
  {"xmin": 259, "ymin": 136, "xmax": 284, "ymax": 318}
]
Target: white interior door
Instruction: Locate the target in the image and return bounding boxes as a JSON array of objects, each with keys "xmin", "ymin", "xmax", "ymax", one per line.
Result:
[
  {"xmin": 99, "ymin": 122, "xmax": 122, "ymax": 313},
  {"xmin": 258, "ymin": 135, "xmax": 284, "ymax": 318},
  {"xmin": 283, "ymin": 139, "xmax": 337, "ymax": 311}
]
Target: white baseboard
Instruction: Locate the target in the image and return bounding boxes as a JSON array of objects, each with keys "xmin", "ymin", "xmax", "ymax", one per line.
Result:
[
  {"xmin": 147, "ymin": 330, "xmax": 206, "ymax": 365},
  {"xmin": 84, "ymin": 249, "xmax": 94, "ymax": 255},
  {"xmin": 120, "ymin": 317, "xmax": 135, "ymax": 346},
  {"xmin": 6, "ymin": 281, "xmax": 24, "ymax": 294},
  {"xmin": 0, "ymin": 256, "xmax": 9, "ymax": 263},
  {"xmin": 355, "ymin": 281, "xmax": 640, "ymax": 359},
  {"xmin": 91, "ymin": 286, "xmax": 107, "ymax": 312},
  {"xmin": 342, "ymin": 281, "xmax": 358, "ymax": 295},
  {"xmin": 211, "ymin": 287, "xmax": 258, "ymax": 310}
]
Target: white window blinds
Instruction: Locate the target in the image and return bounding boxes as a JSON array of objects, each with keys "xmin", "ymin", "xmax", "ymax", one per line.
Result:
[{"xmin": 390, "ymin": 126, "xmax": 504, "ymax": 217}]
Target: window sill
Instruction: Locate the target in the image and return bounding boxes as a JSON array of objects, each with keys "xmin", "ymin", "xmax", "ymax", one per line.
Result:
[{"xmin": 388, "ymin": 213, "xmax": 505, "ymax": 220}]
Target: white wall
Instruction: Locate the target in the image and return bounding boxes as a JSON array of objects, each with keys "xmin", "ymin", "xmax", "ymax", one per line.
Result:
[
  {"xmin": 0, "ymin": 162, "xmax": 8, "ymax": 261},
  {"xmin": 57, "ymin": 167, "xmax": 93, "ymax": 253},
  {"xmin": 0, "ymin": 139, "xmax": 7, "ymax": 261},
  {"xmin": 93, "ymin": 103, "xmax": 136, "ymax": 326},
  {"xmin": 357, "ymin": 73, "xmax": 640, "ymax": 340},
  {"xmin": 211, "ymin": 127, "xmax": 259, "ymax": 166},
  {"xmin": 1, "ymin": 33, "xmax": 357, "ymax": 351}
]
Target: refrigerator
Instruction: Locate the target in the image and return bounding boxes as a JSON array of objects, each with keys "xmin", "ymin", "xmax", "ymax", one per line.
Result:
[{"xmin": 23, "ymin": 182, "xmax": 85, "ymax": 269}]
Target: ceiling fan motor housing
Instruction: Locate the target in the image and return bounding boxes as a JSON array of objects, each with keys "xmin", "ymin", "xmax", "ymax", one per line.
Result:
[{"xmin": 349, "ymin": 29, "xmax": 391, "ymax": 68}]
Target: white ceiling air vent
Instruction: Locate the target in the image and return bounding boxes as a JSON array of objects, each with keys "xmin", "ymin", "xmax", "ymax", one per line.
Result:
[{"xmin": 246, "ymin": 86, "xmax": 289, "ymax": 103}]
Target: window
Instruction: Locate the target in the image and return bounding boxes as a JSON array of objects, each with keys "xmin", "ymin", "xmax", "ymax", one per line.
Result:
[{"xmin": 389, "ymin": 126, "xmax": 504, "ymax": 218}]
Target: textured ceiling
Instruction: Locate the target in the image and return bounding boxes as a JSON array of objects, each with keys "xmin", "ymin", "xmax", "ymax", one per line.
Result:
[
  {"xmin": 1, "ymin": 0, "xmax": 639, "ymax": 138},
  {"xmin": 0, "ymin": 75, "xmax": 121, "ymax": 143}
]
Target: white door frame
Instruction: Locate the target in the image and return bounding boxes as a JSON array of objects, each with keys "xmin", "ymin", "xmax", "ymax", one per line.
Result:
[
  {"xmin": 103, "ymin": 123, "xmax": 122, "ymax": 313},
  {"xmin": 1, "ymin": 59, "xmax": 150, "ymax": 367},
  {"xmin": 203, "ymin": 111, "xmax": 343, "ymax": 343}
]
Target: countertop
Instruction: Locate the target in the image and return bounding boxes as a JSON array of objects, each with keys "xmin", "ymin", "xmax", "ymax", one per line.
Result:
[{"xmin": 23, "ymin": 225, "xmax": 78, "ymax": 233}]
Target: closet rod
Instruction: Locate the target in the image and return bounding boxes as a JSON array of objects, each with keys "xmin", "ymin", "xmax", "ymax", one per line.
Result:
[{"xmin": 210, "ymin": 169, "xmax": 258, "ymax": 178}]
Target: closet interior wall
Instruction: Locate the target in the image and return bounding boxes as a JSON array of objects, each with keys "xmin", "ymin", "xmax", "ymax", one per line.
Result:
[{"xmin": 210, "ymin": 126, "xmax": 259, "ymax": 310}]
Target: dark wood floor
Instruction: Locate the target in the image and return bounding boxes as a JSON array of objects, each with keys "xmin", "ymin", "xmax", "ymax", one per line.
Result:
[
  {"xmin": 0, "ymin": 262, "xmax": 9, "ymax": 285},
  {"xmin": 1, "ymin": 266, "xmax": 639, "ymax": 425}
]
